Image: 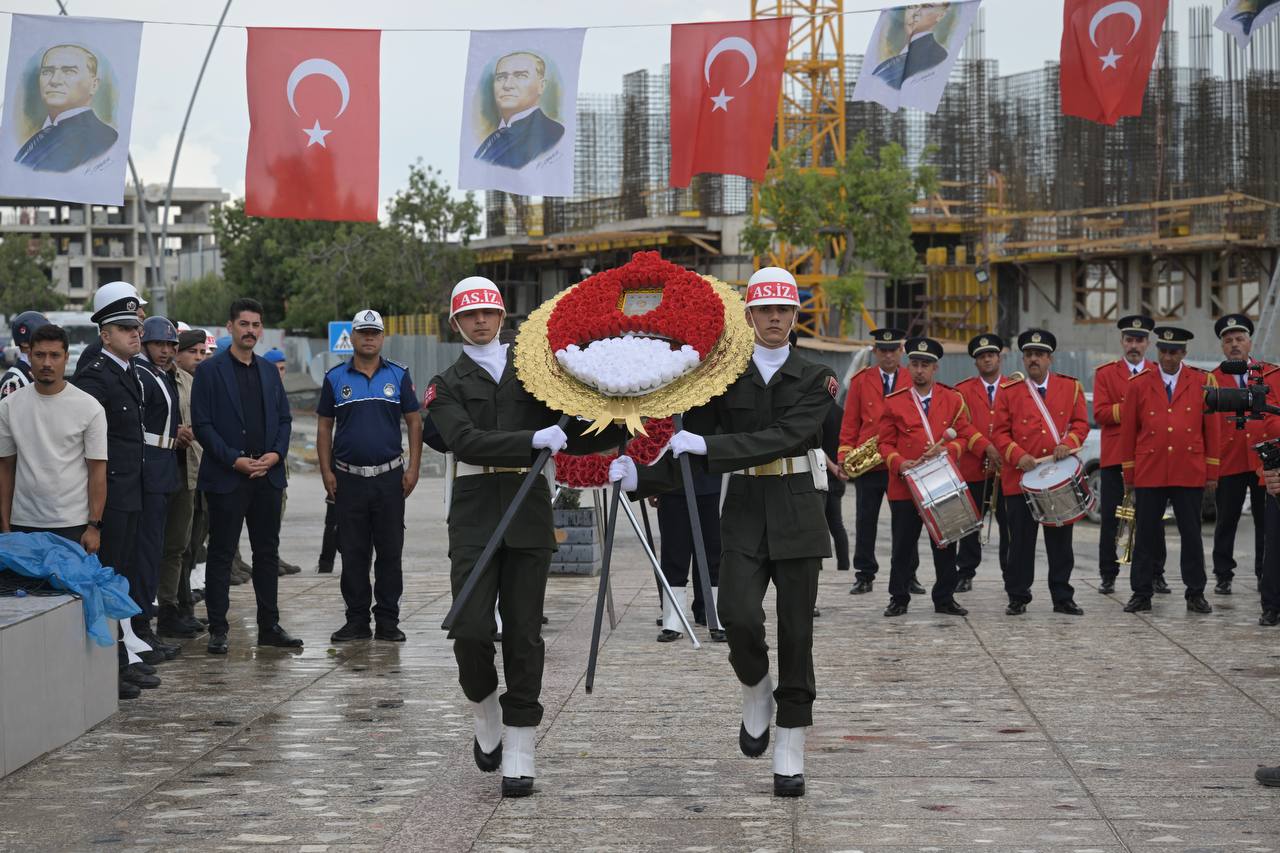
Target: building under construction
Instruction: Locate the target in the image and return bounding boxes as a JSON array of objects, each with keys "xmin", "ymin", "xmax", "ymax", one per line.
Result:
[{"xmin": 474, "ymin": 3, "xmax": 1280, "ymax": 358}]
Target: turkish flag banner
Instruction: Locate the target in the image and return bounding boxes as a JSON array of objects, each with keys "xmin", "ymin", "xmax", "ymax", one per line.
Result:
[
  {"xmin": 1060, "ymin": 0, "xmax": 1168, "ymax": 125},
  {"xmin": 245, "ymin": 28, "xmax": 380, "ymax": 221},
  {"xmin": 669, "ymin": 17, "xmax": 791, "ymax": 188}
]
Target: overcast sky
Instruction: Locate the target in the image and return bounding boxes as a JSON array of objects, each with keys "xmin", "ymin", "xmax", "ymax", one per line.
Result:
[{"xmin": 0, "ymin": 0, "xmax": 1225, "ymax": 210}]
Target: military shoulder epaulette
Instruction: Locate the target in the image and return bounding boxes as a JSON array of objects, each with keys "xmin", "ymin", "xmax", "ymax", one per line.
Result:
[
  {"xmin": 1127, "ymin": 368, "xmax": 1149, "ymax": 380},
  {"xmin": 999, "ymin": 377, "xmax": 1022, "ymax": 389},
  {"xmin": 851, "ymin": 365, "xmax": 873, "ymax": 380},
  {"xmin": 935, "ymin": 381, "xmax": 956, "ymax": 392},
  {"xmin": 886, "ymin": 385, "xmax": 912, "ymax": 398},
  {"xmin": 1056, "ymin": 372, "xmax": 1078, "ymax": 383},
  {"xmin": 1097, "ymin": 359, "xmax": 1121, "ymax": 370},
  {"xmin": 387, "ymin": 359, "xmax": 409, "ymax": 371}
]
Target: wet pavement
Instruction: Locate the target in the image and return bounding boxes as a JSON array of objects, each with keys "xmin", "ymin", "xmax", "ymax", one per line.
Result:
[{"xmin": 1, "ymin": 471, "xmax": 1278, "ymax": 852}]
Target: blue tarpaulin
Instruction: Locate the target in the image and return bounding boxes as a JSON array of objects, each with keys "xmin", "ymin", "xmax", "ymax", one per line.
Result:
[{"xmin": 0, "ymin": 532, "xmax": 141, "ymax": 646}]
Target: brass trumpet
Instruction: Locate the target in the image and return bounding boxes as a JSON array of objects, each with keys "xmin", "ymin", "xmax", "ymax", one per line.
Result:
[
  {"xmin": 841, "ymin": 436, "xmax": 883, "ymax": 479},
  {"xmin": 1116, "ymin": 489, "xmax": 1137, "ymax": 565}
]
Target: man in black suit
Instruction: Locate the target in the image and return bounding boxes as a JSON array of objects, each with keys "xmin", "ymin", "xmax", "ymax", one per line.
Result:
[
  {"xmin": 473, "ymin": 51, "xmax": 565, "ymax": 170},
  {"xmin": 872, "ymin": 4, "xmax": 950, "ymax": 91},
  {"xmin": 15, "ymin": 44, "xmax": 119, "ymax": 172}
]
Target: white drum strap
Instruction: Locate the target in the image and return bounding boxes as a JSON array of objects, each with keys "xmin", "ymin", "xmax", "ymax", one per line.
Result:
[
  {"xmin": 910, "ymin": 390, "xmax": 936, "ymax": 445},
  {"xmin": 1024, "ymin": 379, "xmax": 1062, "ymax": 445}
]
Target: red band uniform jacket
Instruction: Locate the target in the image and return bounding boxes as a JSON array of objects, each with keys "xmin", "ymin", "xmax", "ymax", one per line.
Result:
[
  {"xmin": 837, "ymin": 365, "xmax": 907, "ymax": 468},
  {"xmin": 878, "ymin": 383, "xmax": 985, "ymax": 503},
  {"xmin": 953, "ymin": 374, "xmax": 1009, "ymax": 483},
  {"xmin": 991, "ymin": 374, "xmax": 1090, "ymax": 498},
  {"xmin": 1119, "ymin": 365, "xmax": 1220, "ymax": 488},
  {"xmin": 1093, "ymin": 358, "xmax": 1154, "ymax": 468}
]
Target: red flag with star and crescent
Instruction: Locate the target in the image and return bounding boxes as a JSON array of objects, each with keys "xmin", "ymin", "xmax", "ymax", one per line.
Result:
[
  {"xmin": 245, "ymin": 28, "xmax": 380, "ymax": 221},
  {"xmin": 669, "ymin": 18, "xmax": 791, "ymax": 188},
  {"xmin": 1061, "ymin": 0, "xmax": 1169, "ymax": 125}
]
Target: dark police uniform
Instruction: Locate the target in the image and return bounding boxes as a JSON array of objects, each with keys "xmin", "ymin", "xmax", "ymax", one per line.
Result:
[
  {"xmin": 317, "ymin": 357, "xmax": 420, "ymax": 631},
  {"xmin": 427, "ymin": 344, "xmax": 618, "ymax": 727},
  {"xmin": 0, "ymin": 358, "xmax": 33, "ymax": 399},
  {"xmin": 73, "ymin": 352, "xmax": 145, "ymax": 614},
  {"xmin": 634, "ymin": 349, "xmax": 836, "ymax": 732},
  {"xmin": 134, "ymin": 357, "xmax": 182, "ymax": 632}
]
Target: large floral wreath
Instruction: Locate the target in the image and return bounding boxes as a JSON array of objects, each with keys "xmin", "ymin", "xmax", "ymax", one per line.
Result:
[{"xmin": 554, "ymin": 417, "xmax": 675, "ymax": 488}]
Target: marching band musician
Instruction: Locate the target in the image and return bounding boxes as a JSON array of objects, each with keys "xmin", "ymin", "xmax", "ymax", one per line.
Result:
[
  {"xmin": 877, "ymin": 336, "xmax": 979, "ymax": 617},
  {"xmin": 1093, "ymin": 315, "xmax": 1167, "ymax": 595},
  {"xmin": 1119, "ymin": 326, "xmax": 1219, "ymax": 615},
  {"xmin": 953, "ymin": 334, "xmax": 1011, "ymax": 592},
  {"xmin": 839, "ymin": 328, "xmax": 921, "ymax": 597},
  {"xmin": 610, "ymin": 267, "xmax": 837, "ymax": 798},
  {"xmin": 991, "ymin": 329, "xmax": 1090, "ymax": 616},
  {"xmin": 1210, "ymin": 314, "xmax": 1269, "ymax": 595},
  {"xmin": 427, "ymin": 276, "xmax": 620, "ymax": 799}
]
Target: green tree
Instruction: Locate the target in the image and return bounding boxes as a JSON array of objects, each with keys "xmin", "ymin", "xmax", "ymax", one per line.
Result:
[
  {"xmin": 386, "ymin": 159, "xmax": 482, "ymax": 311},
  {"xmin": 742, "ymin": 133, "xmax": 937, "ymax": 335},
  {"xmin": 0, "ymin": 236, "xmax": 61, "ymax": 317},
  {"xmin": 167, "ymin": 273, "xmax": 240, "ymax": 326}
]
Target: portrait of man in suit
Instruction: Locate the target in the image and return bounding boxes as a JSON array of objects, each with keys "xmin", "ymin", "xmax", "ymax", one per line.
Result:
[
  {"xmin": 473, "ymin": 51, "xmax": 565, "ymax": 170},
  {"xmin": 871, "ymin": 3, "xmax": 951, "ymax": 92},
  {"xmin": 14, "ymin": 43, "xmax": 118, "ymax": 173}
]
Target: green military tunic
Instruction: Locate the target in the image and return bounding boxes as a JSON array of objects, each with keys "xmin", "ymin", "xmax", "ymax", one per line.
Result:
[
  {"xmin": 637, "ymin": 348, "xmax": 836, "ymax": 728},
  {"xmin": 427, "ymin": 344, "xmax": 619, "ymax": 726}
]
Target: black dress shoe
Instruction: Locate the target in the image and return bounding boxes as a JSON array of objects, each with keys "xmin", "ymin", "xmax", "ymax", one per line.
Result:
[
  {"xmin": 501, "ymin": 776, "xmax": 534, "ymax": 797},
  {"xmin": 656, "ymin": 629, "xmax": 683, "ymax": 643},
  {"xmin": 773, "ymin": 773, "xmax": 806, "ymax": 797},
  {"xmin": 1005, "ymin": 601, "xmax": 1027, "ymax": 616},
  {"xmin": 259, "ymin": 625, "xmax": 304, "ymax": 648},
  {"xmin": 955, "ymin": 577, "xmax": 973, "ymax": 593},
  {"xmin": 710, "ymin": 628, "xmax": 727, "ymax": 642},
  {"xmin": 1053, "ymin": 600, "xmax": 1084, "ymax": 616},
  {"xmin": 1153, "ymin": 577, "xmax": 1172, "ymax": 594},
  {"xmin": 118, "ymin": 678, "xmax": 141, "ymax": 700},
  {"xmin": 330, "ymin": 623, "xmax": 372, "ymax": 642},
  {"xmin": 473, "ymin": 738, "xmax": 501, "ymax": 772},
  {"xmin": 1123, "ymin": 596, "xmax": 1151, "ymax": 613},
  {"xmin": 138, "ymin": 632, "xmax": 180, "ymax": 659},
  {"xmin": 207, "ymin": 633, "xmax": 228, "ymax": 654},
  {"xmin": 1260, "ymin": 609, "xmax": 1280, "ymax": 627},
  {"xmin": 739, "ymin": 722, "xmax": 769, "ymax": 757},
  {"xmin": 137, "ymin": 648, "xmax": 167, "ymax": 665},
  {"xmin": 849, "ymin": 579, "xmax": 874, "ymax": 595},
  {"xmin": 908, "ymin": 578, "xmax": 927, "ymax": 595},
  {"xmin": 157, "ymin": 608, "xmax": 199, "ymax": 639},
  {"xmin": 934, "ymin": 600, "xmax": 968, "ymax": 616},
  {"xmin": 374, "ymin": 625, "xmax": 406, "ymax": 642},
  {"xmin": 1214, "ymin": 580, "xmax": 1232, "ymax": 595},
  {"xmin": 120, "ymin": 664, "xmax": 160, "ymax": 689},
  {"xmin": 131, "ymin": 660, "xmax": 156, "ymax": 675},
  {"xmin": 1256, "ymin": 765, "xmax": 1280, "ymax": 787},
  {"xmin": 1186, "ymin": 595, "xmax": 1213, "ymax": 614},
  {"xmin": 1099, "ymin": 577, "xmax": 1116, "ymax": 594},
  {"xmin": 883, "ymin": 601, "xmax": 909, "ymax": 618}
]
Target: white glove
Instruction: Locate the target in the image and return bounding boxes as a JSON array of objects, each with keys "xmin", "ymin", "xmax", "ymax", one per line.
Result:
[
  {"xmin": 669, "ymin": 430, "xmax": 707, "ymax": 457},
  {"xmin": 609, "ymin": 455, "xmax": 638, "ymax": 492},
  {"xmin": 531, "ymin": 424, "xmax": 568, "ymax": 453}
]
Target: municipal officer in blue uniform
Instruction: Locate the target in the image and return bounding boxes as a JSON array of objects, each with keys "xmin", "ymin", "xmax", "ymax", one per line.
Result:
[
  {"xmin": 132, "ymin": 317, "xmax": 184, "ymax": 658},
  {"xmin": 317, "ymin": 310, "xmax": 423, "ymax": 643}
]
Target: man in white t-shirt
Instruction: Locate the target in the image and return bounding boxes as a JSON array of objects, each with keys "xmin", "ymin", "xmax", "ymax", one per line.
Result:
[{"xmin": 0, "ymin": 324, "xmax": 107, "ymax": 551}]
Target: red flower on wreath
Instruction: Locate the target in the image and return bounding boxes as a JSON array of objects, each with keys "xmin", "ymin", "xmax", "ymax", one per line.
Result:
[
  {"xmin": 554, "ymin": 418, "xmax": 676, "ymax": 488},
  {"xmin": 547, "ymin": 252, "xmax": 724, "ymax": 358}
]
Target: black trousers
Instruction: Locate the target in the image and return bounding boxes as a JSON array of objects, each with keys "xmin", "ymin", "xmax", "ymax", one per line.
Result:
[
  {"xmin": 204, "ymin": 477, "xmax": 283, "ymax": 636},
  {"xmin": 449, "ymin": 543, "xmax": 550, "ymax": 727},
  {"xmin": 100, "ymin": 506, "xmax": 141, "ymax": 610},
  {"xmin": 1131, "ymin": 486, "xmax": 1206, "ymax": 599},
  {"xmin": 957, "ymin": 478, "xmax": 1007, "ymax": 580},
  {"xmin": 133, "ymin": 490, "xmax": 172, "ymax": 621},
  {"xmin": 1261, "ymin": 492, "xmax": 1280, "ymax": 612},
  {"xmin": 1213, "ymin": 470, "xmax": 1265, "ymax": 581},
  {"xmin": 1005, "ymin": 494, "xmax": 1075, "ymax": 604},
  {"xmin": 718, "ymin": 535, "xmax": 820, "ymax": 729},
  {"xmin": 888, "ymin": 499, "xmax": 958, "ymax": 605},
  {"xmin": 656, "ymin": 491, "xmax": 721, "ymax": 617},
  {"xmin": 319, "ymin": 499, "xmax": 340, "ymax": 565},
  {"xmin": 12, "ymin": 524, "xmax": 86, "ymax": 543},
  {"xmin": 852, "ymin": 469, "xmax": 888, "ymax": 581},
  {"xmin": 182, "ymin": 491, "xmax": 207, "ymax": 603},
  {"xmin": 1099, "ymin": 465, "xmax": 1167, "ymax": 580},
  {"xmin": 824, "ymin": 478, "xmax": 850, "ymax": 571},
  {"xmin": 335, "ymin": 468, "xmax": 405, "ymax": 627}
]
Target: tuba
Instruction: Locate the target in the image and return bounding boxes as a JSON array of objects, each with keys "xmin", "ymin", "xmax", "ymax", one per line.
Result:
[
  {"xmin": 841, "ymin": 437, "xmax": 883, "ymax": 479},
  {"xmin": 1116, "ymin": 489, "xmax": 1137, "ymax": 565}
]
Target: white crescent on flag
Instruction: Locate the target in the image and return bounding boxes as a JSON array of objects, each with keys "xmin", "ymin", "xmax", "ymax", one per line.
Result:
[{"xmin": 1089, "ymin": 1, "xmax": 1143, "ymax": 45}]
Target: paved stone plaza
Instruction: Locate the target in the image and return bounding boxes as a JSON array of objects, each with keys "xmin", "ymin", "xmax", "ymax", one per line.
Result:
[{"xmin": 1, "ymin": 470, "xmax": 1278, "ymax": 852}]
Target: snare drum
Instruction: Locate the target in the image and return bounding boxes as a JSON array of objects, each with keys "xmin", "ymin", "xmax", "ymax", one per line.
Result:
[
  {"xmin": 1020, "ymin": 456, "xmax": 1097, "ymax": 526},
  {"xmin": 903, "ymin": 454, "xmax": 981, "ymax": 547}
]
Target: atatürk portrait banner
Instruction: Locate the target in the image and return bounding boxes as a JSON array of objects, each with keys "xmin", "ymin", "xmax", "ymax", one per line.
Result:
[
  {"xmin": 457, "ymin": 28, "xmax": 585, "ymax": 198},
  {"xmin": 0, "ymin": 14, "xmax": 142, "ymax": 205}
]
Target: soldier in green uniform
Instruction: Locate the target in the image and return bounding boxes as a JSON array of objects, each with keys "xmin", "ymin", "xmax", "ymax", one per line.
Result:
[
  {"xmin": 610, "ymin": 267, "xmax": 837, "ymax": 798},
  {"xmin": 427, "ymin": 276, "xmax": 618, "ymax": 799}
]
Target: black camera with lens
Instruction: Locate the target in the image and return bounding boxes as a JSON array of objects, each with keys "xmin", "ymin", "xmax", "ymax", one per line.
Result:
[{"xmin": 1202, "ymin": 360, "xmax": 1280, "ymax": 430}]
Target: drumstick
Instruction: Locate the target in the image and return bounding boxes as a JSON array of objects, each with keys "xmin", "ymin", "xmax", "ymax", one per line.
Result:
[
  {"xmin": 903, "ymin": 429, "xmax": 958, "ymax": 471},
  {"xmin": 1031, "ymin": 445, "xmax": 1084, "ymax": 465}
]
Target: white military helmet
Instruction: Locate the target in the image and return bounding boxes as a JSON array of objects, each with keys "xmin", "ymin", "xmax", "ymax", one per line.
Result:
[
  {"xmin": 91, "ymin": 281, "xmax": 147, "ymax": 327},
  {"xmin": 745, "ymin": 267, "xmax": 801, "ymax": 308},
  {"xmin": 449, "ymin": 276, "xmax": 505, "ymax": 320}
]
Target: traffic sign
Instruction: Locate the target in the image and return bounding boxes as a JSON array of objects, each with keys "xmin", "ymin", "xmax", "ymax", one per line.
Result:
[{"xmin": 329, "ymin": 321, "xmax": 353, "ymax": 354}]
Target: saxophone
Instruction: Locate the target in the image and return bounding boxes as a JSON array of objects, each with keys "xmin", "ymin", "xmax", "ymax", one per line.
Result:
[{"xmin": 841, "ymin": 437, "xmax": 883, "ymax": 479}]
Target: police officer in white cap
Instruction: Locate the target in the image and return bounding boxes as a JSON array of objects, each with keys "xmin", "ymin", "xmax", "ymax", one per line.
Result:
[
  {"xmin": 1, "ymin": 311, "xmax": 51, "ymax": 399},
  {"xmin": 317, "ymin": 309, "xmax": 422, "ymax": 643},
  {"xmin": 611, "ymin": 266, "xmax": 838, "ymax": 797},
  {"xmin": 427, "ymin": 277, "xmax": 619, "ymax": 798}
]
